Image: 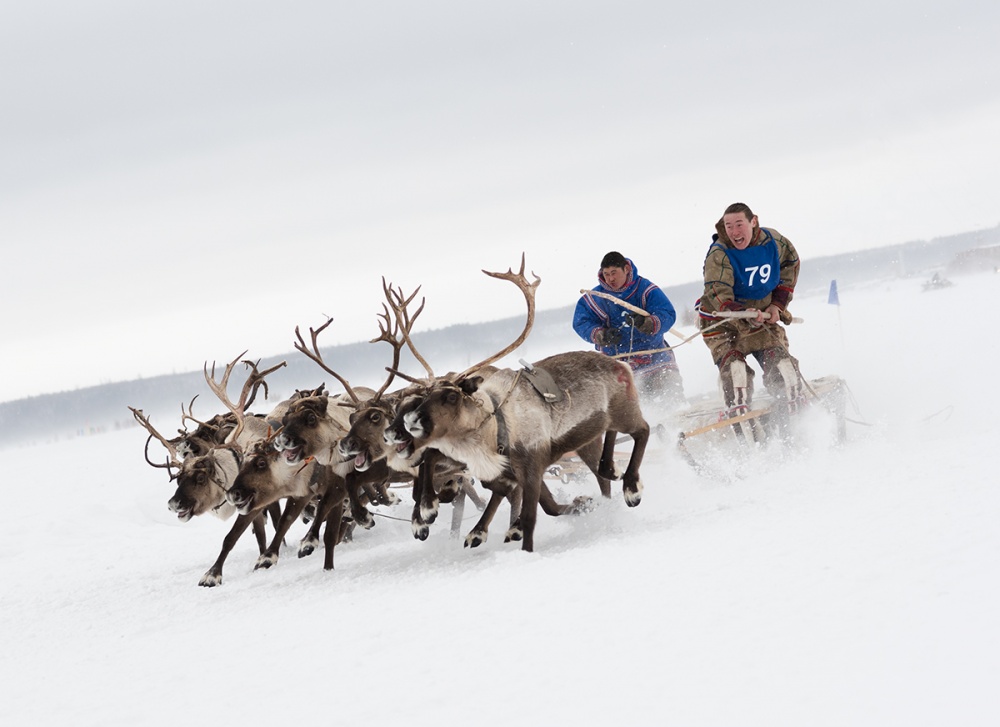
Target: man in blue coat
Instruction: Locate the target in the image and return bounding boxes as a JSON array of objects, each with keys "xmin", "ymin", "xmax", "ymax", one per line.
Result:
[{"xmin": 573, "ymin": 251, "xmax": 685, "ymax": 411}]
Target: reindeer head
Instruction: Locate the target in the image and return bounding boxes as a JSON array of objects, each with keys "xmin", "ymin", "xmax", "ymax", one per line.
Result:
[
  {"xmin": 227, "ymin": 439, "xmax": 299, "ymax": 515},
  {"xmin": 383, "ymin": 389, "xmax": 431, "ymax": 462},
  {"xmin": 167, "ymin": 447, "xmax": 242, "ymax": 521},
  {"xmin": 398, "ymin": 375, "xmax": 494, "ymax": 451},
  {"xmin": 274, "ymin": 395, "xmax": 334, "ymax": 464},
  {"xmin": 171, "ymin": 412, "xmax": 238, "ymax": 459},
  {"xmin": 386, "ymin": 255, "xmax": 537, "ymax": 448},
  {"xmin": 338, "ymin": 399, "xmax": 396, "ymax": 471},
  {"xmin": 336, "ymin": 383, "xmax": 426, "ymax": 472}
]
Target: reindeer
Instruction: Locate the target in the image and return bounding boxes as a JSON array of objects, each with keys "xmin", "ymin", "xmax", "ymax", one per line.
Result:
[
  {"xmin": 339, "ymin": 382, "xmax": 480, "ymax": 541},
  {"xmin": 181, "ymin": 352, "xmax": 368, "ymax": 586},
  {"xmin": 130, "ymin": 357, "xmax": 287, "ymax": 554},
  {"xmin": 390, "ymin": 255, "xmax": 650, "ymax": 552},
  {"xmin": 271, "ymin": 314, "xmax": 407, "ymax": 530},
  {"xmin": 279, "ymin": 280, "xmax": 483, "ymax": 541},
  {"xmin": 385, "ymin": 370, "xmax": 604, "ymax": 549},
  {"xmin": 339, "ymin": 280, "xmax": 484, "ymax": 538}
]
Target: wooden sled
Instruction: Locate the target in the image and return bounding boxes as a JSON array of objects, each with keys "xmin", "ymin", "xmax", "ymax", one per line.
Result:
[{"xmin": 671, "ymin": 375, "xmax": 850, "ymax": 479}]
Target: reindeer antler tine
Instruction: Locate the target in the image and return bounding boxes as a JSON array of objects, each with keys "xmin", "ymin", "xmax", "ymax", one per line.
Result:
[
  {"xmin": 369, "ymin": 281, "xmax": 429, "ymax": 401},
  {"xmin": 179, "ymin": 394, "xmax": 209, "ymax": 432},
  {"xmin": 129, "ymin": 406, "xmax": 182, "ymax": 470},
  {"xmin": 384, "ymin": 281, "xmax": 434, "ymax": 380},
  {"xmin": 386, "ymin": 367, "xmax": 425, "ymax": 386},
  {"xmin": 239, "ymin": 358, "xmax": 287, "ymax": 410},
  {"xmin": 458, "ymin": 254, "xmax": 540, "ymax": 380},
  {"xmin": 293, "ymin": 318, "xmax": 360, "ymax": 403},
  {"xmin": 203, "ymin": 350, "xmax": 276, "ymax": 443}
]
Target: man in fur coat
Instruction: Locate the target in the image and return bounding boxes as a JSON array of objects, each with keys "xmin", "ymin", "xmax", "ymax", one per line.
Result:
[{"xmin": 697, "ymin": 202, "xmax": 802, "ymax": 414}]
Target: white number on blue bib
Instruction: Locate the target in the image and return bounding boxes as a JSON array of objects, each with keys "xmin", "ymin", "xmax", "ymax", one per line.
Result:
[{"xmin": 745, "ymin": 264, "xmax": 772, "ymax": 286}]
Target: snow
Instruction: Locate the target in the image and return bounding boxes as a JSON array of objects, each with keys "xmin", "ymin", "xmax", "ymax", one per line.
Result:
[{"xmin": 2, "ymin": 273, "xmax": 998, "ymax": 726}]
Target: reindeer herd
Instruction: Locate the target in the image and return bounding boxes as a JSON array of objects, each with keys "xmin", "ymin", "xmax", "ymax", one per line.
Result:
[{"xmin": 131, "ymin": 256, "xmax": 652, "ymax": 587}]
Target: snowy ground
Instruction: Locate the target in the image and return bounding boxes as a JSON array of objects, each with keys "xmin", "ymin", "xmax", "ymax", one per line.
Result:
[{"xmin": 2, "ymin": 273, "xmax": 998, "ymax": 727}]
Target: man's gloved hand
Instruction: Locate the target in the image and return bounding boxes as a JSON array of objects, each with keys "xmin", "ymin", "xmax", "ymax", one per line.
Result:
[
  {"xmin": 595, "ymin": 327, "xmax": 622, "ymax": 346},
  {"xmin": 624, "ymin": 312, "xmax": 655, "ymax": 334}
]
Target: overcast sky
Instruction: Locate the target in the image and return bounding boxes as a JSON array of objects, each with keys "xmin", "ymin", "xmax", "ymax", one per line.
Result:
[{"xmin": 3, "ymin": 0, "xmax": 999, "ymax": 403}]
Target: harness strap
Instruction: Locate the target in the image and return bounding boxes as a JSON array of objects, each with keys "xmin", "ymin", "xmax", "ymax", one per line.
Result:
[{"xmin": 489, "ymin": 394, "xmax": 510, "ymax": 456}]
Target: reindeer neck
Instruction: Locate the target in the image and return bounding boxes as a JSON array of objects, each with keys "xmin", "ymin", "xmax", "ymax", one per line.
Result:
[{"xmin": 211, "ymin": 447, "xmax": 243, "ymax": 493}]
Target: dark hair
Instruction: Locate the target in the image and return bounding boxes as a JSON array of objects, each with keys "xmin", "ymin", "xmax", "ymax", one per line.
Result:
[
  {"xmin": 724, "ymin": 202, "xmax": 755, "ymax": 221},
  {"xmin": 600, "ymin": 251, "xmax": 628, "ymax": 269}
]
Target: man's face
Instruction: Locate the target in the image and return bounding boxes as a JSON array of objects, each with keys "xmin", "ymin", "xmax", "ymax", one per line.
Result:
[
  {"xmin": 723, "ymin": 212, "xmax": 758, "ymax": 250},
  {"xmin": 602, "ymin": 264, "xmax": 629, "ymax": 290}
]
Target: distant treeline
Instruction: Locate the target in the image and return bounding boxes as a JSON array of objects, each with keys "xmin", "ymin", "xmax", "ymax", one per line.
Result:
[{"xmin": 3, "ymin": 225, "xmax": 998, "ymax": 448}]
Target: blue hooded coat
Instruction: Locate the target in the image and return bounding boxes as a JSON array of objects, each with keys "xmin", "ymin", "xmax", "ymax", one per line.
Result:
[{"xmin": 572, "ymin": 258, "xmax": 678, "ymax": 373}]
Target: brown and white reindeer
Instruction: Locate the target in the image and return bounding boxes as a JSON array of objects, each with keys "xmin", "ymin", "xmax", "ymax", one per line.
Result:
[
  {"xmin": 186, "ymin": 354, "xmax": 358, "ymax": 586},
  {"xmin": 326, "ymin": 280, "xmax": 485, "ymax": 540},
  {"xmin": 129, "ymin": 356, "xmax": 287, "ymax": 554},
  {"xmin": 390, "ymin": 255, "xmax": 651, "ymax": 552},
  {"xmin": 271, "ymin": 313, "xmax": 410, "ymax": 535}
]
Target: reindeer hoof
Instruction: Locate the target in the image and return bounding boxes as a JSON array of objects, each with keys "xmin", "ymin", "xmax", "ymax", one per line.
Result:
[
  {"xmin": 504, "ymin": 527, "xmax": 523, "ymax": 543},
  {"xmin": 623, "ymin": 481, "xmax": 643, "ymax": 508},
  {"xmin": 382, "ymin": 491, "xmax": 401, "ymax": 506},
  {"xmin": 419, "ymin": 503, "xmax": 439, "ymax": 524},
  {"xmin": 301, "ymin": 502, "xmax": 317, "ymax": 524},
  {"xmin": 570, "ymin": 496, "xmax": 595, "ymax": 514},
  {"xmin": 356, "ymin": 511, "xmax": 375, "ymax": 530},
  {"xmin": 199, "ymin": 571, "xmax": 222, "ymax": 587},
  {"xmin": 298, "ymin": 538, "xmax": 318, "ymax": 558},
  {"xmin": 412, "ymin": 523, "xmax": 430, "ymax": 541},
  {"xmin": 465, "ymin": 531, "xmax": 486, "ymax": 548},
  {"xmin": 255, "ymin": 552, "xmax": 278, "ymax": 570},
  {"xmin": 438, "ymin": 480, "xmax": 461, "ymax": 503}
]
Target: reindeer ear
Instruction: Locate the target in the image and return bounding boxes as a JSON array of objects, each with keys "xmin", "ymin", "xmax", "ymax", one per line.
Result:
[{"xmin": 459, "ymin": 377, "xmax": 484, "ymax": 395}]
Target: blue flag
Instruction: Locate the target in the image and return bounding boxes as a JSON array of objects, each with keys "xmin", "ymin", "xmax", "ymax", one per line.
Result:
[{"xmin": 828, "ymin": 279, "xmax": 840, "ymax": 306}]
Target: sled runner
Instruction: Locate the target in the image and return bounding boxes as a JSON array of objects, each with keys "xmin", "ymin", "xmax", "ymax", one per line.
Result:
[{"xmin": 672, "ymin": 374, "xmax": 851, "ymax": 479}]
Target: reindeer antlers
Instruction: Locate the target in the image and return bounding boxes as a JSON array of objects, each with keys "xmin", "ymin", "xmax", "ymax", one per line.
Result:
[
  {"xmin": 293, "ymin": 319, "xmax": 362, "ymax": 404},
  {"xmin": 204, "ymin": 352, "xmax": 286, "ymax": 443},
  {"xmin": 381, "ymin": 277, "xmax": 436, "ymax": 383},
  {"xmin": 129, "ymin": 406, "xmax": 182, "ymax": 475},
  {"xmin": 368, "ymin": 278, "xmax": 423, "ymax": 400},
  {"xmin": 456, "ymin": 253, "xmax": 540, "ymax": 380}
]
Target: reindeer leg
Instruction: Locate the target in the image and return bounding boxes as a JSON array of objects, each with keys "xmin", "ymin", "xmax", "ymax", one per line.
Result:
[
  {"xmin": 345, "ymin": 475, "xmax": 375, "ymax": 530},
  {"xmin": 503, "ymin": 483, "xmax": 524, "ymax": 543},
  {"xmin": 267, "ymin": 502, "xmax": 285, "ymax": 545},
  {"xmin": 255, "ymin": 496, "xmax": 310, "ymax": 570},
  {"xmin": 462, "ymin": 479, "xmax": 487, "ymax": 510},
  {"xmin": 301, "ymin": 473, "xmax": 347, "ymax": 558},
  {"xmin": 251, "ymin": 513, "xmax": 269, "ymax": 554},
  {"xmin": 318, "ymin": 477, "xmax": 349, "ymax": 571},
  {"xmin": 465, "ymin": 481, "xmax": 508, "ymax": 548},
  {"xmin": 322, "ymin": 500, "xmax": 346, "ymax": 571},
  {"xmin": 200, "ymin": 512, "xmax": 256, "ymax": 587},
  {"xmin": 622, "ymin": 421, "xmax": 650, "ymax": 507},
  {"xmin": 449, "ymin": 487, "xmax": 466, "ymax": 538},
  {"xmin": 538, "ymin": 481, "xmax": 593, "ymax": 516},
  {"xmin": 576, "ymin": 436, "xmax": 612, "ymax": 498},
  {"xmin": 411, "ymin": 460, "xmax": 433, "ymax": 541},
  {"xmin": 515, "ymin": 460, "xmax": 546, "ymax": 553},
  {"xmin": 435, "ymin": 464, "xmax": 464, "ymax": 504},
  {"xmin": 298, "ymin": 511, "xmax": 324, "ymax": 558},
  {"xmin": 418, "ymin": 451, "xmax": 442, "ymax": 525},
  {"xmin": 597, "ymin": 430, "xmax": 619, "ymax": 482},
  {"xmin": 372, "ymin": 480, "xmax": 400, "ymax": 506}
]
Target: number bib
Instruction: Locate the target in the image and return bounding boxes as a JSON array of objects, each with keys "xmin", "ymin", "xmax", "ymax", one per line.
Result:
[{"xmin": 716, "ymin": 230, "xmax": 781, "ymax": 301}]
